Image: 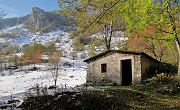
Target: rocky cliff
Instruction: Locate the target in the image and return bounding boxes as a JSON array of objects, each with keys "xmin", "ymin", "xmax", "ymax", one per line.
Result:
[
  {"xmin": 28, "ymin": 7, "xmax": 49, "ymax": 29},
  {"xmin": 1, "ymin": 7, "xmax": 74, "ymax": 33},
  {"xmin": 23, "ymin": 7, "xmax": 74, "ymax": 32}
]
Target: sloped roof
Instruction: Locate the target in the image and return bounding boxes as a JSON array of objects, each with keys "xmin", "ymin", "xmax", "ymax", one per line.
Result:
[{"xmin": 84, "ymin": 50, "xmax": 159, "ymax": 63}]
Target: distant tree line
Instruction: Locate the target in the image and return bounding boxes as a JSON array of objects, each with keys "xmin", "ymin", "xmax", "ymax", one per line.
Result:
[{"xmin": 0, "ymin": 41, "xmax": 57, "ymax": 70}]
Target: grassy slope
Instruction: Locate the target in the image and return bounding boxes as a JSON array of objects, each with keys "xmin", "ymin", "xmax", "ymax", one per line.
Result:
[
  {"xmin": 103, "ymin": 85, "xmax": 180, "ymax": 110},
  {"xmin": 21, "ymin": 84, "xmax": 180, "ymax": 110}
]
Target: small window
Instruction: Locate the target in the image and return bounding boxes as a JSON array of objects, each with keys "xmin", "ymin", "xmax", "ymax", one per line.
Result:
[{"xmin": 101, "ymin": 63, "xmax": 107, "ymax": 73}]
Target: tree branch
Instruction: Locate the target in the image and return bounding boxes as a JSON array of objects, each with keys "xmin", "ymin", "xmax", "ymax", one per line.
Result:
[
  {"xmin": 143, "ymin": 35, "xmax": 172, "ymax": 41},
  {"xmin": 82, "ymin": 0, "xmax": 126, "ymax": 32},
  {"xmin": 148, "ymin": 23, "xmax": 173, "ymax": 34}
]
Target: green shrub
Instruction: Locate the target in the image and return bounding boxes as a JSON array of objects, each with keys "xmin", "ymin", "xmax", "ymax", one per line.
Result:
[
  {"xmin": 144, "ymin": 73, "xmax": 177, "ymax": 84},
  {"xmin": 143, "ymin": 62, "xmax": 178, "ymax": 80},
  {"xmin": 72, "ymin": 37, "xmax": 85, "ymax": 51},
  {"xmin": 148, "ymin": 62, "xmax": 177, "ymax": 75}
]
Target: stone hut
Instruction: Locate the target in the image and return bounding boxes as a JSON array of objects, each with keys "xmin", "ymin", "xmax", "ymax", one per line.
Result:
[{"xmin": 84, "ymin": 50, "xmax": 159, "ymax": 86}]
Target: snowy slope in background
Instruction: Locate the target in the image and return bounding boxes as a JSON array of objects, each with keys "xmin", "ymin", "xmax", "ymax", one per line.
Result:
[
  {"xmin": 1, "ymin": 24, "xmax": 71, "ymax": 51},
  {"xmin": 0, "ymin": 24, "xmax": 87, "ymax": 109}
]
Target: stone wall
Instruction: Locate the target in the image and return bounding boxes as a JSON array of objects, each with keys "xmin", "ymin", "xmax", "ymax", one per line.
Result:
[
  {"xmin": 141, "ymin": 54, "xmax": 159, "ymax": 80},
  {"xmin": 86, "ymin": 51, "xmax": 144, "ymax": 85},
  {"xmin": 133, "ymin": 55, "xmax": 142, "ymax": 84}
]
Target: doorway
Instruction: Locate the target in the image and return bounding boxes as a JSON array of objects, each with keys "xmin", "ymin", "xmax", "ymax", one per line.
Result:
[{"xmin": 121, "ymin": 59, "xmax": 132, "ymax": 86}]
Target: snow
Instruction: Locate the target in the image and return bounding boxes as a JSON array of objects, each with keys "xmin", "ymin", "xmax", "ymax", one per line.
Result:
[
  {"xmin": 0, "ymin": 65, "xmax": 86, "ymax": 96},
  {"xmin": 0, "ymin": 64, "xmax": 86, "ymax": 109},
  {"xmin": 0, "ymin": 24, "xmax": 87, "ymax": 109},
  {"xmin": 1, "ymin": 24, "xmax": 71, "ymax": 51}
]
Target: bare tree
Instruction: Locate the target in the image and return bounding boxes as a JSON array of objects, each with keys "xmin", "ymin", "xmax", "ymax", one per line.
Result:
[
  {"xmin": 101, "ymin": 21, "xmax": 113, "ymax": 50},
  {"xmin": 0, "ymin": 9, "xmax": 6, "ymax": 19},
  {"xmin": 70, "ymin": 51, "xmax": 77, "ymax": 60},
  {"xmin": 48, "ymin": 51, "xmax": 62, "ymax": 92},
  {"xmin": 0, "ymin": 9, "xmax": 6, "ymax": 29}
]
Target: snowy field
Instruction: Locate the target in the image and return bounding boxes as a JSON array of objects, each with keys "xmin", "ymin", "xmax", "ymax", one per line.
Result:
[
  {"xmin": 0, "ymin": 63, "xmax": 86, "ymax": 108},
  {"xmin": 0, "ymin": 25, "xmax": 88, "ymax": 109}
]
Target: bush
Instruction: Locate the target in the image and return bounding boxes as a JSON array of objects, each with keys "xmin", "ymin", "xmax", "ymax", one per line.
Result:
[
  {"xmin": 144, "ymin": 73, "xmax": 177, "ymax": 84},
  {"xmin": 143, "ymin": 62, "xmax": 178, "ymax": 80},
  {"xmin": 148, "ymin": 62, "xmax": 178, "ymax": 76},
  {"xmin": 72, "ymin": 37, "xmax": 85, "ymax": 51}
]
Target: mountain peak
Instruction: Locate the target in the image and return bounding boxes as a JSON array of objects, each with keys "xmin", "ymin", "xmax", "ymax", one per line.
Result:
[
  {"xmin": 32, "ymin": 7, "xmax": 46, "ymax": 15},
  {"xmin": 1, "ymin": 7, "xmax": 75, "ymax": 33}
]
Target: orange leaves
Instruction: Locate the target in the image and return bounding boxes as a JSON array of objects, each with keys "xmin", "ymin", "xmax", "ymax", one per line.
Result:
[
  {"xmin": 128, "ymin": 26, "xmax": 165, "ymax": 51},
  {"xmin": 23, "ymin": 49, "xmax": 42, "ymax": 65},
  {"xmin": 127, "ymin": 26, "xmax": 168, "ymax": 61},
  {"xmin": 32, "ymin": 49, "xmax": 42, "ymax": 64},
  {"xmin": 24, "ymin": 55, "xmax": 30, "ymax": 62},
  {"xmin": 136, "ymin": 26, "xmax": 155, "ymax": 38}
]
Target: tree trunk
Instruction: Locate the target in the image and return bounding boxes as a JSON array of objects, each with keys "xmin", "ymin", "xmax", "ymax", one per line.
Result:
[
  {"xmin": 166, "ymin": 2, "xmax": 180, "ymax": 84},
  {"xmin": 102, "ymin": 21, "xmax": 113, "ymax": 50},
  {"xmin": 54, "ymin": 79, "xmax": 57, "ymax": 93},
  {"xmin": 175, "ymin": 37, "xmax": 180, "ymax": 85},
  {"xmin": 108, "ymin": 21, "xmax": 113, "ymax": 50},
  {"xmin": 55, "ymin": 79, "xmax": 57, "ymax": 87},
  {"xmin": 103, "ymin": 24, "xmax": 110, "ymax": 50},
  {"xmin": 178, "ymin": 56, "xmax": 180, "ymax": 85}
]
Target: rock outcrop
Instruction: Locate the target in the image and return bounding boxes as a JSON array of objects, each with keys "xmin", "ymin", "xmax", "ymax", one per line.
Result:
[
  {"xmin": 25, "ymin": 7, "xmax": 50, "ymax": 29},
  {"xmin": 23, "ymin": 7, "xmax": 74, "ymax": 32},
  {"xmin": 32, "ymin": 7, "xmax": 50, "ymax": 29}
]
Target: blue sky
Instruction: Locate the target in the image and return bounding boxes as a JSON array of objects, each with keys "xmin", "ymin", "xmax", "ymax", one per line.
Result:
[{"xmin": 0, "ymin": 0, "xmax": 60, "ymax": 18}]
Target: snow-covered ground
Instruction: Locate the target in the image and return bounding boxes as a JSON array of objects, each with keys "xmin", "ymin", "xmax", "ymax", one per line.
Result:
[
  {"xmin": 0, "ymin": 64, "xmax": 86, "ymax": 96},
  {"xmin": 0, "ymin": 63, "xmax": 86, "ymax": 109},
  {"xmin": 0, "ymin": 24, "xmax": 87, "ymax": 109}
]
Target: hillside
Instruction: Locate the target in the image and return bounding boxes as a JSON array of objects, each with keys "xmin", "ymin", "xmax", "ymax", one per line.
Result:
[
  {"xmin": 0, "ymin": 8, "xmax": 87, "ymax": 109},
  {"xmin": 1, "ymin": 7, "xmax": 75, "ymax": 32},
  {"xmin": 0, "ymin": 23, "xmax": 87, "ymax": 109},
  {"xmin": 0, "ymin": 15, "xmax": 30, "ymax": 29}
]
